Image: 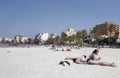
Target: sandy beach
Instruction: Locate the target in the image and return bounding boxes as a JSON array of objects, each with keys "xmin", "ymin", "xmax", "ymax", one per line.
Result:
[{"xmin": 0, "ymin": 47, "xmax": 120, "ymax": 78}]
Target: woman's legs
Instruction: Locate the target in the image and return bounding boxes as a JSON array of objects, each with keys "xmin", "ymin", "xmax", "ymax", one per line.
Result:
[
  {"xmin": 88, "ymin": 60, "xmax": 117, "ymax": 67},
  {"xmin": 87, "ymin": 60, "xmax": 99, "ymax": 65},
  {"xmin": 99, "ymin": 61, "xmax": 117, "ymax": 67}
]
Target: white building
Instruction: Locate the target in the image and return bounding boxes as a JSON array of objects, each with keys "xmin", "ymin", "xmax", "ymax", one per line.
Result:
[
  {"xmin": 4, "ymin": 37, "xmax": 12, "ymax": 42},
  {"xmin": 14, "ymin": 34, "xmax": 28, "ymax": 43},
  {"xmin": 41, "ymin": 33, "xmax": 49, "ymax": 41},
  {"xmin": 63, "ymin": 28, "xmax": 77, "ymax": 37},
  {"xmin": 35, "ymin": 33, "xmax": 49, "ymax": 42}
]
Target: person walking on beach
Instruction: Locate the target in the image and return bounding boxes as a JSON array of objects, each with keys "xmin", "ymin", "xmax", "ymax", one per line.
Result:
[{"xmin": 87, "ymin": 49, "xmax": 117, "ymax": 67}]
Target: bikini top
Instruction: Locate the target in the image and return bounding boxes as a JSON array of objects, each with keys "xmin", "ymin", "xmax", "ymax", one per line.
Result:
[
  {"xmin": 89, "ymin": 55, "xmax": 94, "ymax": 60},
  {"xmin": 87, "ymin": 54, "xmax": 94, "ymax": 62}
]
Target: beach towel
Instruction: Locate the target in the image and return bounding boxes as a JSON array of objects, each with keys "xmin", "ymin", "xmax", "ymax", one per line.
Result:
[{"xmin": 59, "ymin": 60, "xmax": 74, "ymax": 66}]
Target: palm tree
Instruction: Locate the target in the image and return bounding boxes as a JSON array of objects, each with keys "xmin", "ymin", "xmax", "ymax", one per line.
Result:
[
  {"xmin": 76, "ymin": 31, "xmax": 82, "ymax": 46},
  {"xmin": 107, "ymin": 24, "xmax": 116, "ymax": 47},
  {"xmin": 80, "ymin": 30, "xmax": 88, "ymax": 47},
  {"xmin": 76, "ymin": 30, "xmax": 88, "ymax": 47},
  {"xmin": 47, "ymin": 37, "xmax": 54, "ymax": 44},
  {"xmin": 91, "ymin": 27, "xmax": 101, "ymax": 47},
  {"xmin": 67, "ymin": 35, "xmax": 76, "ymax": 45},
  {"xmin": 91, "ymin": 27, "xmax": 101, "ymax": 39},
  {"xmin": 28, "ymin": 38, "xmax": 34, "ymax": 45},
  {"xmin": 54, "ymin": 36, "xmax": 60, "ymax": 44},
  {"xmin": 61, "ymin": 33, "xmax": 68, "ymax": 45},
  {"xmin": 34, "ymin": 33, "xmax": 41, "ymax": 45},
  {"xmin": 81, "ymin": 30, "xmax": 88, "ymax": 41},
  {"xmin": 107, "ymin": 24, "xmax": 116, "ymax": 37}
]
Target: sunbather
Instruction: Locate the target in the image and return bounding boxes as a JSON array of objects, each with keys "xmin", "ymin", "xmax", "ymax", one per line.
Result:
[
  {"xmin": 59, "ymin": 55, "xmax": 87, "ymax": 66},
  {"xmin": 87, "ymin": 49, "xmax": 117, "ymax": 67}
]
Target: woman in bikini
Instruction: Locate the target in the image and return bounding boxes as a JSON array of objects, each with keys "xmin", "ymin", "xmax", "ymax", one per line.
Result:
[{"xmin": 87, "ymin": 49, "xmax": 117, "ymax": 67}]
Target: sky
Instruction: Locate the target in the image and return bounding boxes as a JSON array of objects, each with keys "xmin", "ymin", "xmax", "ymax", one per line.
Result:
[{"xmin": 0, "ymin": 0, "xmax": 120, "ymax": 38}]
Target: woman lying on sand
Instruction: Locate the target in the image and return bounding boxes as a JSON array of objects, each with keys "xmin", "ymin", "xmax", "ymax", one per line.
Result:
[
  {"xmin": 87, "ymin": 49, "xmax": 117, "ymax": 67},
  {"xmin": 59, "ymin": 55, "xmax": 87, "ymax": 66},
  {"xmin": 59, "ymin": 49, "xmax": 117, "ymax": 67}
]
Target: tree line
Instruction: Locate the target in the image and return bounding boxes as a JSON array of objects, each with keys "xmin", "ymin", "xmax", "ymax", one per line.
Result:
[{"xmin": 0, "ymin": 24, "xmax": 120, "ymax": 48}]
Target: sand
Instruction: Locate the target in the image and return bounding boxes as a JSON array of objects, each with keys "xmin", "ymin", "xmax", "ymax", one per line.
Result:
[{"xmin": 0, "ymin": 46, "xmax": 120, "ymax": 78}]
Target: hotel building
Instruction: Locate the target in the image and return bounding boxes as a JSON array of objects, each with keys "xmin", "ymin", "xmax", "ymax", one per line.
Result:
[{"xmin": 95, "ymin": 22, "xmax": 119, "ymax": 37}]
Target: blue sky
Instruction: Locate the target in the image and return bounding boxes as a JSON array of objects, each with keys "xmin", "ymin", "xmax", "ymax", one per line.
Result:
[{"xmin": 0, "ymin": 0, "xmax": 120, "ymax": 38}]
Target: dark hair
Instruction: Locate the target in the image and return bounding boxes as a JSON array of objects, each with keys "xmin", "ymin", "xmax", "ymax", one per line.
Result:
[
  {"xmin": 92, "ymin": 49, "xmax": 99, "ymax": 54},
  {"xmin": 83, "ymin": 55, "xmax": 87, "ymax": 58}
]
